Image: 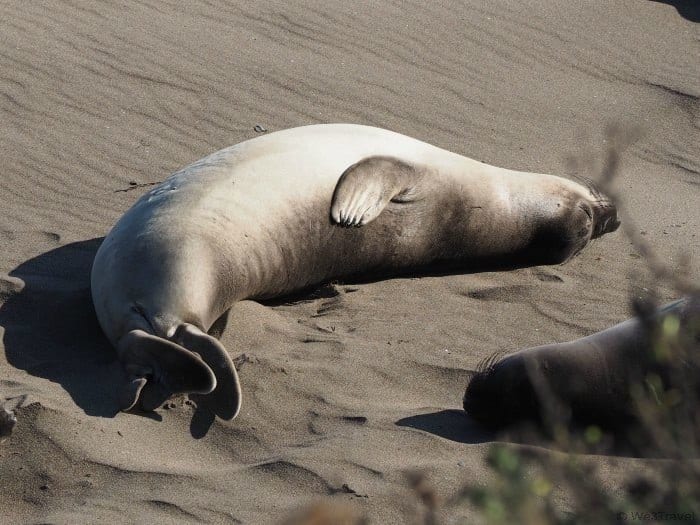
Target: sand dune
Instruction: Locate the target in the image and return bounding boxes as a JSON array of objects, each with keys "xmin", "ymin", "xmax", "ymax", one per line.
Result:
[{"xmin": 1, "ymin": 0, "xmax": 698, "ymax": 523}]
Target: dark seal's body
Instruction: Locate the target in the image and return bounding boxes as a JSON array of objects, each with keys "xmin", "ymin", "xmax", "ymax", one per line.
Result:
[{"xmin": 463, "ymin": 297, "xmax": 700, "ymax": 431}]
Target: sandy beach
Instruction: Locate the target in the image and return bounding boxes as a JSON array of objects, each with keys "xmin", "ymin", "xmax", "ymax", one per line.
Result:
[{"xmin": 0, "ymin": 1, "xmax": 698, "ymax": 523}]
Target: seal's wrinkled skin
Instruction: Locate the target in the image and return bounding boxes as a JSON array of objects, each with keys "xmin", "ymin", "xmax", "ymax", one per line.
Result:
[{"xmin": 91, "ymin": 124, "xmax": 620, "ymax": 418}]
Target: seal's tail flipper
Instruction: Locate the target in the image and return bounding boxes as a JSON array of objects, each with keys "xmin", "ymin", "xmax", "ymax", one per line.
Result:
[
  {"xmin": 330, "ymin": 156, "xmax": 424, "ymax": 227},
  {"xmin": 119, "ymin": 376, "xmax": 147, "ymax": 411},
  {"xmin": 173, "ymin": 324, "xmax": 242, "ymax": 421},
  {"xmin": 117, "ymin": 329, "xmax": 217, "ymax": 412}
]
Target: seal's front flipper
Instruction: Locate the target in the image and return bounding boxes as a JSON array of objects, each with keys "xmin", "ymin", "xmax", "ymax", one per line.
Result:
[
  {"xmin": 174, "ymin": 324, "xmax": 242, "ymax": 421},
  {"xmin": 330, "ymin": 156, "xmax": 424, "ymax": 227},
  {"xmin": 117, "ymin": 329, "xmax": 217, "ymax": 412}
]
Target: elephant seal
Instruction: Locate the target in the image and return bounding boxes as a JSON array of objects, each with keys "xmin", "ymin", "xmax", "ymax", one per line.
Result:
[
  {"xmin": 91, "ymin": 124, "xmax": 620, "ymax": 419},
  {"xmin": 463, "ymin": 296, "xmax": 700, "ymax": 431}
]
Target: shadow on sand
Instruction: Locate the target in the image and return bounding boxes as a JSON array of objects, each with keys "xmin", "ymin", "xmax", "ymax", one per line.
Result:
[
  {"xmin": 0, "ymin": 238, "xmax": 120, "ymax": 417},
  {"xmin": 650, "ymin": 0, "xmax": 700, "ymax": 22},
  {"xmin": 396, "ymin": 409, "xmax": 495, "ymax": 444},
  {"xmin": 0, "ymin": 239, "xmax": 210, "ymax": 436},
  {"xmin": 396, "ymin": 409, "xmax": 695, "ymax": 458}
]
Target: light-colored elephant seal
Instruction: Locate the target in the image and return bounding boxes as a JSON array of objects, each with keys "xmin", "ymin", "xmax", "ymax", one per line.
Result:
[
  {"xmin": 463, "ymin": 296, "xmax": 699, "ymax": 431},
  {"xmin": 91, "ymin": 124, "xmax": 620, "ymax": 419}
]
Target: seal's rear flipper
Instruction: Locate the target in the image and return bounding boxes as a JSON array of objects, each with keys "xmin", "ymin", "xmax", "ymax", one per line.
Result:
[
  {"xmin": 117, "ymin": 329, "xmax": 217, "ymax": 412},
  {"xmin": 174, "ymin": 324, "xmax": 242, "ymax": 420},
  {"xmin": 330, "ymin": 156, "xmax": 424, "ymax": 227},
  {"xmin": 119, "ymin": 376, "xmax": 147, "ymax": 411}
]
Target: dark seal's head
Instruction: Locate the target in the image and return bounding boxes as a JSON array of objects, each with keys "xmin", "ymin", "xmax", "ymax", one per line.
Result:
[{"xmin": 463, "ymin": 353, "xmax": 542, "ymax": 429}]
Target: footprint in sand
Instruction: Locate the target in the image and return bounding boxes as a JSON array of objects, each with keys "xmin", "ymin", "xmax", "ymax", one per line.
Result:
[
  {"xmin": 464, "ymin": 284, "xmax": 533, "ymax": 302},
  {"xmin": 530, "ymin": 268, "xmax": 564, "ymax": 282}
]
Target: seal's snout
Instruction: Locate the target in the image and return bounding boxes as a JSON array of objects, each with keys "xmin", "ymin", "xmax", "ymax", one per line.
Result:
[
  {"xmin": 584, "ymin": 180, "xmax": 620, "ymax": 239},
  {"xmin": 591, "ymin": 201, "xmax": 620, "ymax": 239},
  {"xmin": 583, "ymin": 179, "xmax": 620, "ymax": 239}
]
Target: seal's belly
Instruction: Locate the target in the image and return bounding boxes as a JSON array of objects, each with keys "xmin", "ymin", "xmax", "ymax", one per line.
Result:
[{"xmin": 200, "ymin": 195, "xmax": 436, "ymax": 302}]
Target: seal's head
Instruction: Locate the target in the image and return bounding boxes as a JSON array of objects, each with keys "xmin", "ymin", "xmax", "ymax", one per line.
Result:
[
  {"xmin": 463, "ymin": 353, "xmax": 541, "ymax": 429},
  {"xmin": 527, "ymin": 178, "xmax": 620, "ymax": 265}
]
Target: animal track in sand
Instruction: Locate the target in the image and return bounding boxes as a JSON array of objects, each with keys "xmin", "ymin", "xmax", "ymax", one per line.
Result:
[
  {"xmin": 530, "ymin": 268, "xmax": 564, "ymax": 282},
  {"xmin": 0, "ymin": 230, "xmax": 61, "ymax": 245},
  {"xmin": 464, "ymin": 284, "xmax": 533, "ymax": 302}
]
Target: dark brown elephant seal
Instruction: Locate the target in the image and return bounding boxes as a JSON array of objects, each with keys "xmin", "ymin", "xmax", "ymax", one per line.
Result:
[
  {"xmin": 91, "ymin": 124, "xmax": 620, "ymax": 419},
  {"xmin": 463, "ymin": 296, "xmax": 700, "ymax": 431}
]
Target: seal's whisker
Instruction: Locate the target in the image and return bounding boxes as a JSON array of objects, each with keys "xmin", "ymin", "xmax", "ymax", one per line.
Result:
[{"xmin": 474, "ymin": 350, "xmax": 507, "ymax": 376}]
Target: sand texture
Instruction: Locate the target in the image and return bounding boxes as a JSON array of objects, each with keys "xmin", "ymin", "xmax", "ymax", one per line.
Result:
[{"xmin": 0, "ymin": 0, "xmax": 698, "ymax": 523}]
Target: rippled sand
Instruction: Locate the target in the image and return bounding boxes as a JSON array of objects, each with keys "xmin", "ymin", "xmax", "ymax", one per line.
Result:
[{"xmin": 0, "ymin": 1, "xmax": 698, "ymax": 523}]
